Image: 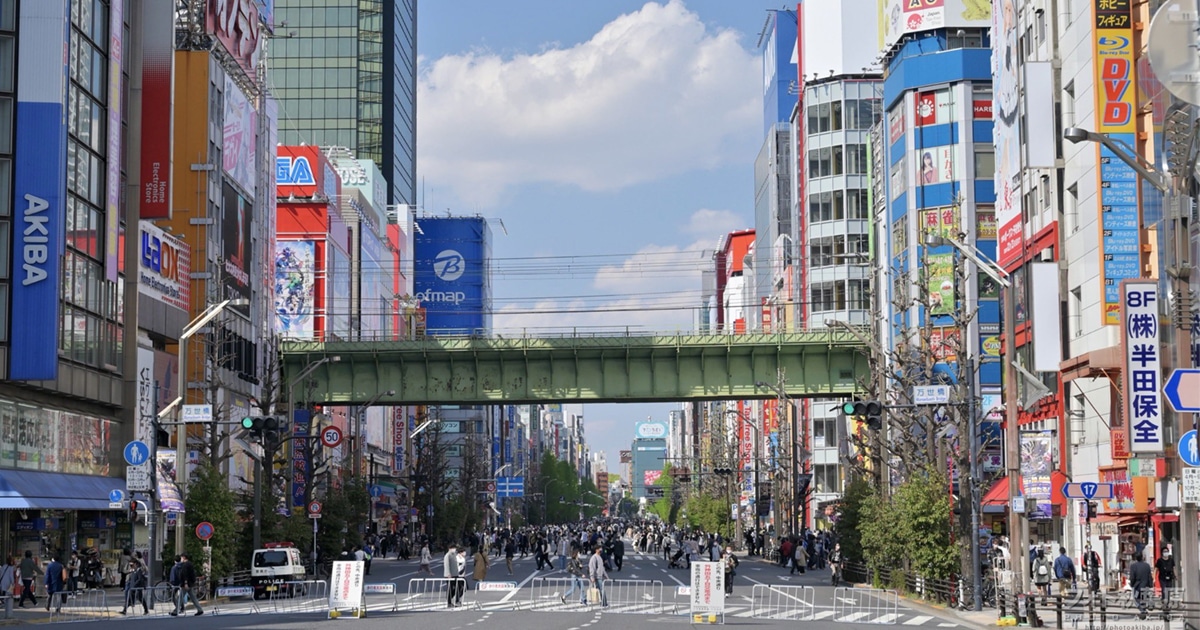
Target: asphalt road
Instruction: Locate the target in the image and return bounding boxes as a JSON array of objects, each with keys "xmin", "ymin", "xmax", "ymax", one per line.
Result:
[{"xmin": 12, "ymin": 544, "xmax": 989, "ymax": 628}]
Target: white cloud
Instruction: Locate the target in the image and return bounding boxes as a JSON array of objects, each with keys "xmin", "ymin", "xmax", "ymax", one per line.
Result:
[
  {"xmin": 418, "ymin": 0, "xmax": 762, "ymax": 206},
  {"xmin": 682, "ymin": 208, "xmax": 748, "ymax": 238}
]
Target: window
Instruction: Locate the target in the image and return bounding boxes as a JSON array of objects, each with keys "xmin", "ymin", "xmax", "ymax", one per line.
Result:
[
  {"xmin": 892, "ymin": 215, "xmax": 908, "ymax": 257},
  {"xmin": 847, "ymin": 189, "xmax": 869, "ymax": 219},
  {"xmin": 845, "ymin": 99, "xmax": 879, "ymax": 130},
  {"xmin": 974, "ymin": 146, "xmax": 995, "ymax": 178},
  {"xmin": 814, "ymin": 464, "xmax": 840, "ymax": 494},
  {"xmin": 832, "ymin": 146, "xmax": 844, "ymax": 176},
  {"xmin": 808, "ymin": 147, "xmax": 833, "ymax": 178},
  {"xmin": 830, "ymin": 101, "xmax": 843, "ymax": 131},
  {"xmin": 846, "ymin": 144, "xmax": 868, "ymax": 175},
  {"xmin": 1065, "ymin": 183, "xmax": 1079, "ymax": 234},
  {"xmin": 848, "ymin": 279, "xmax": 870, "ymax": 310},
  {"xmin": 890, "ymin": 158, "xmax": 906, "ymax": 199},
  {"xmin": 813, "ymin": 417, "xmax": 836, "ymax": 448}
]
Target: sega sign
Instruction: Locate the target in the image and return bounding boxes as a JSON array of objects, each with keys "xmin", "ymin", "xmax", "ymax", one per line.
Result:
[
  {"xmin": 138, "ymin": 221, "xmax": 191, "ymax": 311},
  {"xmin": 275, "ymin": 145, "xmax": 334, "ymax": 200}
]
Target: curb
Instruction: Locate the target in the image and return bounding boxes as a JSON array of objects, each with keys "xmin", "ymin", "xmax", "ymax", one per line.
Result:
[{"xmin": 850, "ymin": 584, "xmax": 996, "ymax": 630}]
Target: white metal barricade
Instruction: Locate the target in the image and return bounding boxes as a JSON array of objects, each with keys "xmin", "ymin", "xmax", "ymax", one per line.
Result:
[
  {"xmin": 210, "ymin": 585, "xmax": 257, "ymax": 615},
  {"xmin": 473, "ymin": 580, "xmax": 519, "ymax": 610},
  {"xmin": 403, "ymin": 577, "xmax": 470, "ymax": 611},
  {"xmin": 265, "ymin": 579, "xmax": 328, "ymax": 615},
  {"xmin": 48, "ymin": 588, "xmax": 109, "ymax": 623},
  {"xmin": 672, "ymin": 586, "xmax": 691, "ymax": 613},
  {"xmin": 749, "ymin": 584, "xmax": 816, "ymax": 621},
  {"xmin": 362, "ymin": 582, "xmax": 399, "ymax": 612},
  {"xmin": 527, "ymin": 577, "xmax": 583, "ymax": 610},
  {"xmin": 603, "ymin": 579, "xmax": 666, "ymax": 614},
  {"xmin": 833, "ymin": 587, "xmax": 900, "ymax": 624}
]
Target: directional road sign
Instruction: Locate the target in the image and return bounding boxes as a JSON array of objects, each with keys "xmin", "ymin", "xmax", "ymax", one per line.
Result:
[
  {"xmin": 368, "ymin": 485, "xmax": 383, "ymax": 498},
  {"xmin": 912, "ymin": 385, "xmax": 951, "ymax": 405},
  {"xmin": 195, "ymin": 522, "xmax": 214, "ymax": 541},
  {"xmin": 1164, "ymin": 369, "xmax": 1200, "ymax": 412},
  {"xmin": 109, "ymin": 489, "xmax": 125, "ymax": 503},
  {"xmin": 123, "ymin": 441, "xmax": 150, "ymax": 467},
  {"xmin": 1062, "ymin": 482, "xmax": 1114, "ymax": 500},
  {"xmin": 496, "ymin": 476, "xmax": 525, "ymax": 498},
  {"xmin": 1181, "ymin": 430, "xmax": 1200, "ymax": 467},
  {"xmin": 320, "ymin": 426, "xmax": 343, "ymax": 448}
]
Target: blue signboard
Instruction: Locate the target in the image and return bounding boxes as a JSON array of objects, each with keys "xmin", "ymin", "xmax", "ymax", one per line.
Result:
[
  {"xmin": 413, "ymin": 217, "xmax": 492, "ymax": 334},
  {"xmin": 124, "ymin": 441, "xmax": 150, "ymax": 466},
  {"xmin": 761, "ymin": 9, "xmax": 798, "ymax": 134},
  {"xmin": 291, "ymin": 409, "xmax": 311, "ymax": 509},
  {"xmin": 496, "ymin": 476, "xmax": 524, "ymax": 498},
  {"xmin": 1099, "ymin": 145, "xmax": 1141, "ymax": 310},
  {"xmin": 10, "ymin": 1, "xmax": 69, "ymax": 380}
]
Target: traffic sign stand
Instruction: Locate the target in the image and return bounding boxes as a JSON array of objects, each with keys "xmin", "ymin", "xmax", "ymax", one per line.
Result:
[{"xmin": 1164, "ymin": 369, "xmax": 1200, "ymax": 412}]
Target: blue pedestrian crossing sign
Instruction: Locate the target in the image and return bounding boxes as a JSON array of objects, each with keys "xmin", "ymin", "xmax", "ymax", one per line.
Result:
[
  {"xmin": 109, "ymin": 489, "xmax": 124, "ymax": 503},
  {"xmin": 123, "ymin": 440, "xmax": 150, "ymax": 467},
  {"xmin": 1180, "ymin": 430, "xmax": 1200, "ymax": 467}
]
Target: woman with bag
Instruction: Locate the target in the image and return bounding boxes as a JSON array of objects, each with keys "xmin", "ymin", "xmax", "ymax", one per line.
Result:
[
  {"xmin": 723, "ymin": 547, "xmax": 738, "ymax": 595},
  {"xmin": 0, "ymin": 555, "xmax": 14, "ymax": 597},
  {"xmin": 792, "ymin": 541, "xmax": 808, "ymax": 575}
]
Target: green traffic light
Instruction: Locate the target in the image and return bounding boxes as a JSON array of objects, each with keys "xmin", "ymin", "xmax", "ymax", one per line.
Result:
[
  {"xmin": 241, "ymin": 416, "xmax": 255, "ymax": 429},
  {"xmin": 842, "ymin": 402, "xmax": 857, "ymax": 415}
]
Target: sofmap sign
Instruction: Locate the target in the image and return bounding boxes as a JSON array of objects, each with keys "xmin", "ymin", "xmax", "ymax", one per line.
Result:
[
  {"xmin": 413, "ymin": 217, "xmax": 491, "ymax": 334},
  {"xmin": 139, "ymin": 222, "xmax": 191, "ymax": 311},
  {"xmin": 1123, "ymin": 281, "xmax": 1163, "ymax": 452},
  {"xmin": 11, "ymin": 1, "xmax": 69, "ymax": 381}
]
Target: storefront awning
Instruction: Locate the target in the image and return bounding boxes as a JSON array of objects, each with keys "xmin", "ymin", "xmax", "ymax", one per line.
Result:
[
  {"xmin": 0, "ymin": 469, "xmax": 124, "ymax": 510},
  {"xmin": 981, "ymin": 472, "xmax": 1069, "ymax": 514}
]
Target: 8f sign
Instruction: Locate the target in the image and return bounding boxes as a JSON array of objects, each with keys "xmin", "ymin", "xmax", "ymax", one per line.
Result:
[{"xmin": 1123, "ymin": 282, "xmax": 1163, "ymax": 453}]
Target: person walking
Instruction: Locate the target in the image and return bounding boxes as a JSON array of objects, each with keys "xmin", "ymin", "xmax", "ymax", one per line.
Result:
[
  {"xmin": 1082, "ymin": 543, "xmax": 1101, "ymax": 593},
  {"xmin": 561, "ymin": 548, "xmax": 586, "ymax": 605},
  {"xmin": 118, "ymin": 547, "xmax": 132, "ymax": 590},
  {"xmin": 0, "ymin": 556, "xmax": 14, "ymax": 598},
  {"xmin": 120, "ymin": 557, "xmax": 149, "ymax": 615},
  {"xmin": 829, "ymin": 543, "xmax": 844, "ymax": 587},
  {"xmin": 1053, "ymin": 546, "xmax": 1076, "ymax": 597},
  {"xmin": 1155, "ymin": 547, "xmax": 1176, "ymax": 600},
  {"xmin": 1130, "ymin": 552, "xmax": 1154, "ymax": 619},
  {"xmin": 504, "ymin": 537, "xmax": 516, "ymax": 575},
  {"xmin": 443, "ymin": 544, "xmax": 463, "ymax": 608},
  {"xmin": 611, "ymin": 536, "xmax": 625, "ymax": 572},
  {"xmin": 587, "ymin": 546, "xmax": 609, "ymax": 608},
  {"xmin": 1031, "ymin": 547, "xmax": 1053, "ymax": 604},
  {"xmin": 17, "ymin": 550, "xmax": 40, "ymax": 608},
  {"xmin": 792, "ymin": 541, "xmax": 808, "ymax": 575},
  {"xmin": 473, "ymin": 547, "xmax": 489, "ymax": 583},
  {"xmin": 723, "ymin": 547, "xmax": 738, "ymax": 595},
  {"xmin": 66, "ymin": 551, "xmax": 80, "ymax": 594},
  {"xmin": 44, "ymin": 554, "xmax": 65, "ymax": 613},
  {"xmin": 170, "ymin": 553, "xmax": 203, "ymax": 617},
  {"xmin": 418, "ymin": 541, "xmax": 433, "ymax": 575}
]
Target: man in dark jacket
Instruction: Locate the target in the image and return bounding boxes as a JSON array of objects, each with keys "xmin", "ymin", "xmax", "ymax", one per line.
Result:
[
  {"xmin": 170, "ymin": 553, "xmax": 204, "ymax": 617},
  {"xmin": 43, "ymin": 555, "xmax": 64, "ymax": 613},
  {"xmin": 1129, "ymin": 552, "xmax": 1153, "ymax": 619},
  {"xmin": 611, "ymin": 537, "xmax": 625, "ymax": 572}
]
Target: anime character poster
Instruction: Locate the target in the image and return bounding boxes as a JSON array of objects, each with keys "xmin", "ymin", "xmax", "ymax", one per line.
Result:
[{"xmin": 274, "ymin": 240, "xmax": 316, "ymax": 338}]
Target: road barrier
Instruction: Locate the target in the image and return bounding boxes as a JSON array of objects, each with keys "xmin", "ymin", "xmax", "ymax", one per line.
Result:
[
  {"xmin": 215, "ymin": 585, "xmax": 254, "ymax": 599},
  {"xmin": 48, "ymin": 588, "xmax": 109, "ymax": 623},
  {"xmin": 528, "ymin": 577, "xmax": 587, "ymax": 610},
  {"xmin": 833, "ymin": 586, "xmax": 899, "ymax": 624},
  {"xmin": 362, "ymin": 582, "xmax": 399, "ymax": 612},
  {"xmin": 115, "ymin": 585, "xmax": 180, "ymax": 618},
  {"xmin": 264, "ymin": 579, "xmax": 328, "ymax": 615},
  {"xmin": 526, "ymin": 577, "xmax": 666, "ymax": 614},
  {"xmin": 749, "ymin": 584, "xmax": 816, "ymax": 621},
  {"xmin": 672, "ymin": 585, "xmax": 691, "ymax": 613},
  {"xmin": 402, "ymin": 577, "xmax": 470, "ymax": 611}
]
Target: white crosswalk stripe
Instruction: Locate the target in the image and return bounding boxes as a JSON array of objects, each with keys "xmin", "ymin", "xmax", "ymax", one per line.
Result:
[{"xmin": 904, "ymin": 614, "xmax": 936, "ymax": 624}]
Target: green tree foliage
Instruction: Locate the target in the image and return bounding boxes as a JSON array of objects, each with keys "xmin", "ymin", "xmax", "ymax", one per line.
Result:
[
  {"xmin": 683, "ymin": 493, "xmax": 730, "ymax": 536},
  {"xmin": 645, "ymin": 464, "xmax": 675, "ymax": 523},
  {"xmin": 534, "ymin": 451, "xmax": 599, "ymax": 524},
  {"xmin": 183, "ymin": 463, "xmax": 240, "ymax": 584},
  {"xmin": 842, "ymin": 467, "xmax": 958, "ymax": 582}
]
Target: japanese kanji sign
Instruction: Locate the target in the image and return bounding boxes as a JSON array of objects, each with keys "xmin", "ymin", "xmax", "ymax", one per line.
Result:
[{"xmin": 1123, "ymin": 281, "xmax": 1163, "ymax": 453}]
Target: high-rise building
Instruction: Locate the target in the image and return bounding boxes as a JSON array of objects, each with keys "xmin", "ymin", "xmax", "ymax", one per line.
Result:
[{"xmin": 269, "ymin": 0, "xmax": 417, "ymax": 206}]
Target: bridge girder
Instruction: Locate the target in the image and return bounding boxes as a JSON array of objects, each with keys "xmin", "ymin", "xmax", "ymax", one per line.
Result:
[{"xmin": 280, "ymin": 331, "xmax": 870, "ymax": 405}]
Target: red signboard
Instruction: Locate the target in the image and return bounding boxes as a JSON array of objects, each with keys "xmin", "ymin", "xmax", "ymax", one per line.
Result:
[
  {"xmin": 206, "ymin": 0, "xmax": 262, "ymax": 79},
  {"xmin": 915, "ymin": 92, "xmax": 938, "ymax": 126},
  {"xmin": 140, "ymin": 1, "xmax": 174, "ymax": 218},
  {"xmin": 276, "ymin": 145, "xmax": 335, "ymax": 200},
  {"xmin": 972, "ymin": 100, "xmax": 993, "ymax": 119}
]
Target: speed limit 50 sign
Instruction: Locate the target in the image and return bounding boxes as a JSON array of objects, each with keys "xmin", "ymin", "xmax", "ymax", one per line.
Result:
[{"xmin": 321, "ymin": 426, "xmax": 343, "ymax": 448}]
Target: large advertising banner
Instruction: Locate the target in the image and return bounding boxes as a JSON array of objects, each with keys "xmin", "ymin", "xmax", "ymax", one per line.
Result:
[
  {"xmin": 274, "ymin": 240, "xmax": 316, "ymax": 338},
  {"xmin": 223, "ymin": 75, "xmax": 257, "ymax": 196},
  {"xmin": 993, "ymin": 0, "xmax": 1022, "ymax": 267},
  {"xmin": 926, "ymin": 253, "xmax": 955, "ymax": 316},
  {"xmin": 139, "ymin": 221, "xmax": 191, "ymax": 311},
  {"xmin": 292, "ymin": 409, "xmax": 311, "ymax": 509},
  {"xmin": 11, "ymin": 0, "xmax": 69, "ymax": 381},
  {"xmin": 222, "ymin": 182, "xmax": 252, "ymax": 300},
  {"xmin": 140, "ymin": 0, "xmax": 174, "ymax": 219},
  {"xmin": 1019, "ymin": 430, "xmax": 1054, "ymax": 520},
  {"xmin": 413, "ymin": 218, "xmax": 492, "ymax": 334},
  {"xmin": 104, "ymin": 0, "xmax": 123, "ymax": 282},
  {"xmin": 392, "ymin": 407, "xmax": 406, "ymax": 472},
  {"xmin": 1093, "ymin": 0, "xmax": 1140, "ymax": 325},
  {"xmin": 883, "ymin": 0, "xmax": 991, "ymax": 48},
  {"xmin": 206, "ymin": 0, "xmax": 262, "ymax": 79},
  {"xmin": 326, "ymin": 245, "xmax": 351, "ymax": 339},
  {"xmin": 914, "ymin": 146, "xmax": 962, "ymax": 186}
]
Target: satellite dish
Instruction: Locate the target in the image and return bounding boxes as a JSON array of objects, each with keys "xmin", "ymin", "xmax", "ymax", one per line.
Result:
[{"xmin": 1147, "ymin": 0, "xmax": 1200, "ymax": 105}]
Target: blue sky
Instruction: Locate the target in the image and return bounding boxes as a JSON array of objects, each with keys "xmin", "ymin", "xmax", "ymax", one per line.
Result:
[{"xmin": 417, "ymin": 1, "xmax": 793, "ymax": 471}]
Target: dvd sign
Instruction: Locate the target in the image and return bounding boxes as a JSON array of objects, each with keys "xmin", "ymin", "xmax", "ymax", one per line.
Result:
[{"xmin": 138, "ymin": 222, "xmax": 190, "ymax": 311}]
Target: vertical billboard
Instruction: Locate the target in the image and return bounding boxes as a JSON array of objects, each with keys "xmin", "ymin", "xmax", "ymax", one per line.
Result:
[
  {"xmin": 1019, "ymin": 430, "xmax": 1054, "ymax": 520},
  {"xmin": 1093, "ymin": 0, "xmax": 1140, "ymax": 325},
  {"xmin": 222, "ymin": 182, "xmax": 252, "ymax": 300},
  {"xmin": 222, "ymin": 75, "xmax": 256, "ymax": 196},
  {"xmin": 413, "ymin": 218, "xmax": 492, "ymax": 334},
  {"xmin": 104, "ymin": 0, "xmax": 124, "ymax": 281},
  {"xmin": 11, "ymin": 1, "xmax": 70, "ymax": 381},
  {"xmin": 993, "ymin": 0, "xmax": 1022, "ymax": 267},
  {"xmin": 274, "ymin": 240, "xmax": 316, "ymax": 338},
  {"xmin": 141, "ymin": 0, "xmax": 174, "ymax": 218},
  {"xmin": 291, "ymin": 409, "xmax": 310, "ymax": 509},
  {"xmin": 1122, "ymin": 281, "xmax": 1163, "ymax": 452},
  {"xmin": 326, "ymin": 244, "xmax": 351, "ymax": 339}
]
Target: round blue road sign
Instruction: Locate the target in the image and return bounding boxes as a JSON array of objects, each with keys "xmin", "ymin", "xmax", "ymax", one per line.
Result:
[
  {"xmin": 123, "ymin": 441, "xmax": 150, "ymax": 467},
  {"xmin": 109, "ymin": 489, "xmax": 124, "ymax": 503},
  {"xmin": 1181, "ymin": 430, "xmax": 1200, "ymax": 467},
  {"xmin": 369, "ymin": 484, "xmax": 383, "ymax": 498}
]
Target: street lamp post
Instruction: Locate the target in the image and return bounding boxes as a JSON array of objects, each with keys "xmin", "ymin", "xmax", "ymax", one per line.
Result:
[
  {"xmin": 924, "ymin": 231, "xmax": 1011, "ymax": 612},
  {"xmin": 1064, "ymin": 126, "xmax": 1199, "ymax": 623},
  {"xmin": 174, "ymin": 298, "xmax": 247, "ymax": 554},
  {"xmin": 755, "ymin": 380, "xmax": 804, "ymax": 535},
  {"xmin": 726, "ymin": 409, "xmax": 762, "ymax": 550}
]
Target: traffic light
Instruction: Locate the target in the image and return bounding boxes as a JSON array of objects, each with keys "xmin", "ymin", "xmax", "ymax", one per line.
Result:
[
  {"xmin": 713, "ymin": 467, "xmax": 734, "ymax": 476},
  {"xmin": 842, "ymin": 399, "xmax": 884, "ymax": 430},
  {"xmin": 241, "ymin": 416, "xmax": 282, "ymax": 443},
  {"xmin": 1087, "ymin": 501, "xmax": 1098, "ymax": 519}
]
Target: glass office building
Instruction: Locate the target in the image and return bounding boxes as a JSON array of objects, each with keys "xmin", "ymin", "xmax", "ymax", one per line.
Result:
[{"xmin": 269, "ymin": 0, "xmax": 416, "ymax": 206}]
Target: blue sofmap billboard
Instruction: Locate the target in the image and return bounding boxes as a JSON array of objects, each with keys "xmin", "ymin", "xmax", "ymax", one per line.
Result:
[
  {"xmin": 413, "ymin": 217, "xmax": 492, "ymax": 334},
  {"xmin": 762, "ymin": 9, "xmax": 798, "ymax": 134},
  {"xmin": 11, "ymin": 1, "xmax": 70, "ymax": 380}
]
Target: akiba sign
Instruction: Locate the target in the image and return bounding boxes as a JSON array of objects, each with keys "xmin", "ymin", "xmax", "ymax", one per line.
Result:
[{"xmin": 11, "ymin": 1, "xmax": 70, "ymax": 381}]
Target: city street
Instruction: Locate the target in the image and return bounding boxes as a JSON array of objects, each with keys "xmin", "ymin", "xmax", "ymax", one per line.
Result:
[{"xmin": 13, "ymin": 545, "xmax": 990, "ymax": 628}]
